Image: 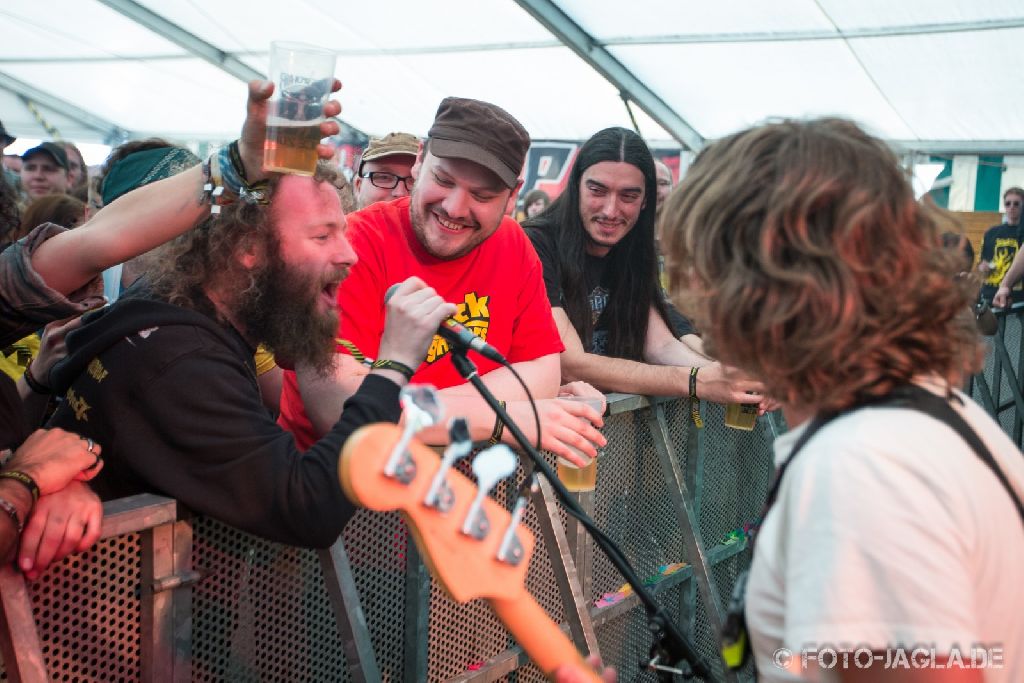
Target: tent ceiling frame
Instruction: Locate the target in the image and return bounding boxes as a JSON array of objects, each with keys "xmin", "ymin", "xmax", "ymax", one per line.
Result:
[
  {"xmin": 0, "ymin": 70, "xmax": 129, "ymax": 143},
  {"xmin": 514, "ymin": 0, "xmax": 705, "ymax": 151},
  {"xmin": 96, "ymin": 0, "xmax": 264, "ymax": 83},
  {"xmin": 893, "ymin": 140, "xmax": 1024, "ymax": 155}
]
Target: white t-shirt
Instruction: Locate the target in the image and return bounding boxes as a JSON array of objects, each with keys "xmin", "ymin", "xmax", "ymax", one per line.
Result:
[{"xmin": 746, "ymin": 386, "xmax": 1024, "ymax": 682}]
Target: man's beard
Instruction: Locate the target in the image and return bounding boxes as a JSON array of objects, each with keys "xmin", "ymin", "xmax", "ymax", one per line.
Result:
[{"xmin": 232, "ymin": 253, "xmax": 343, "ymax": 376}]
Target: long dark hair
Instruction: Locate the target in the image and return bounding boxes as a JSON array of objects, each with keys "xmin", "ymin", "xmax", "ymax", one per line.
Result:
[{"xmin": 525, "ymin": 127, "xmax": 667, "ymax": 360}]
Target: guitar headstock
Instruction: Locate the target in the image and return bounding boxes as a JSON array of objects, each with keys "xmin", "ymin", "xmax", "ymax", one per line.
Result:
[{"xmin": 339, "ymin": 423, "xmax": 535, "ymax": 604}]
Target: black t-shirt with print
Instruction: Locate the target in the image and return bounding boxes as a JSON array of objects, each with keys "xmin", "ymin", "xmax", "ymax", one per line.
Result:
[{"xmin": 526, "ymin": 226, "xmax": 695, "ymax": 356}]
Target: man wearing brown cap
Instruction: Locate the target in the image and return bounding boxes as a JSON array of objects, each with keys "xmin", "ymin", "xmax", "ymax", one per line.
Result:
[
  {"xmin": 353, "ymin": 131, "xmax": 419, "ymax": 209},
  {"xmin": 21, "ymin": 142, "xmax": 70, "ymax": 201},
  {"xmin": 279, "ymin": 97, "xmax": 606, "ymax": 461}
]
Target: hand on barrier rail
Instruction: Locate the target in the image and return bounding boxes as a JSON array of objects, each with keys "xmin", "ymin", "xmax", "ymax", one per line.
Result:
[
  {"xmin": 993, "ymin": 285, "xmax": 1011, "ymax": 309},
  {"xmin": 8, "ymin": 427, "xmax": 104, "ymax": 495},
  {"xmin": 696, "ymin": 362, "xmax": 767, "ymax": 405},
  {"xmin": 557, "ymin": 380, "xmax": 606, "ymax": 407},
  {"xmin": 19, "ymin": 480, "xmax": 102, "ymax": 580}
]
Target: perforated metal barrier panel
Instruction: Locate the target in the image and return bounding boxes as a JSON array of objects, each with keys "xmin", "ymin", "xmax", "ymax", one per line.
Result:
[{"xmin": 4, "ymin": 534, "xmax": 144, "ymax": 682}]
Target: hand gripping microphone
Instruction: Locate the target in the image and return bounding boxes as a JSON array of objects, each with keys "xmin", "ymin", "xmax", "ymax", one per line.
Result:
[{"xmin": 384, "ymin": 284, "xmax": 508, "ymax": 365}]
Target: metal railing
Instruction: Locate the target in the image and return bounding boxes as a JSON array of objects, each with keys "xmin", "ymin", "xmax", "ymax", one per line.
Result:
[
  {"xmin": 5, "ymin": 310, "xmax": 1022, "ymax": 683},
  {"xmin": 971, "ymin": 303, "xmax": 1024, "ymax": 446}
]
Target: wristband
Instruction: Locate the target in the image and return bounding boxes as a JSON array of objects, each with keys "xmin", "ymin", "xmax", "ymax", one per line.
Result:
[
  {"xmin": 488, "ymin": 401, "xmax": 507, "ymax": 445},
  {"xmin": 0, "ymin": 470, "xmax": 40, "ymax": 502},
  {"xmin": 22, "ymin": 359, "xmax": 50, "ymax": 395},
  {"xmin": 370, "ymin": 359, "xmax": 415, "ymax": 381},
  {"xmin": 689, "ymin": 367, "xmax": 704, "ymax": 428},
  {"xmin": 0, "ymin": 497, "xmax": 23, "ymax": 533}
]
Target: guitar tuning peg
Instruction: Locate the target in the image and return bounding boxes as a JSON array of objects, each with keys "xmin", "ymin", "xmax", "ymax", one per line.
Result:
[
  {"xmin": 399, "ymin": 384, "xmax": 443, "ymax": 433},
  {"xmin": 462, "ymin": 445, "xmax": 518, "ymax": 540},
  {"xmin": 423, "ymin": 418, "xmax": 473, "ymax": 511},
  {"xmin": 385, "ymin": 384, "xmax": 443, "ymax": 482},
  {"xmin": 448, "ymin": 416, "xmax": 470, "ymax": 445},
  {"xmin": 497, "ymin": 489, "xmax": 530, "ymax": 566}
]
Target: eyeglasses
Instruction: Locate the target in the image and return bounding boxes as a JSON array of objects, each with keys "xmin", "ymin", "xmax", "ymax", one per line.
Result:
[
  {"xmin": 361, "ymin": 171, "xmax": 414, "ymax": 191},
  {"xmin": 1006, "ymin": 199, "xmax": 1022, "ymax": 208}
]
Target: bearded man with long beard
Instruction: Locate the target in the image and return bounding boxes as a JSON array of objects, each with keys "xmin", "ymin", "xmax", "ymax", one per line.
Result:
[{"xmin": 42, "ymin": 81, "xmax": 454, "ymax": 550}]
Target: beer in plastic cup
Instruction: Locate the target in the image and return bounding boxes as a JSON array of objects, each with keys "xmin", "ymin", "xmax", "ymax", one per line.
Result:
[
  {"xmin": 264, "ymin": 41, "xmax": 336, "ymax": 176},
  {"xmin": 555, "ymin": 395, "xmax": 605, "ymax": 492},
  {"xmin": 724, "ymin": 401, "xmax": 758, "ymax": 431}
]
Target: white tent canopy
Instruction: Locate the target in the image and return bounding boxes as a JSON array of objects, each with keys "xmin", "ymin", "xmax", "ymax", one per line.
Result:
[{"xmin": 3, "ymin": 0, "xmax": 1023, "ymax": 156}]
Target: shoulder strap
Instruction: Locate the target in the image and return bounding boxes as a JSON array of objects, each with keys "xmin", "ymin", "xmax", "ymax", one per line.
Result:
[
  {"xmin": 890, "ymin": 386, "xmax": 1024, "ymax": 524},
  {"xmin": 758, "ymin": 386, "xmax": 1024, "ymax": 539}
]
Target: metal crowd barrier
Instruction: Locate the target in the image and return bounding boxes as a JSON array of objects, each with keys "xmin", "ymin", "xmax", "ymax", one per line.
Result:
[
  {"xmin": 971, "ymin": 303, "xmax": 1024, "ymax": 447},
  {"xmin": 5, "ymin": 314, "xmax": 1023, "ymax": 683},
  {"xmin": 0, "ymin": 393, "xmax": 781, "ymax": 683}
]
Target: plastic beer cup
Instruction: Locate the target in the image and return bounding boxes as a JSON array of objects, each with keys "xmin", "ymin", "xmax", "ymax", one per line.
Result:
[
  {"xmin": 264, "ymin": 41, "xmax": 336, "ymax": 175},
  {"xmin": 556, "ymin": 396, "xmax": 605, "ymax": 492},
  {"xmin": 724, "ymin": 401, "xmax": 758, "ymax": 431}
]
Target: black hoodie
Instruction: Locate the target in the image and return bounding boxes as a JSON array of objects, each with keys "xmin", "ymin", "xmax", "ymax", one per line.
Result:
[{"xmin": 48, "ymin": 296, "xmax": 400, "ymax": 548}]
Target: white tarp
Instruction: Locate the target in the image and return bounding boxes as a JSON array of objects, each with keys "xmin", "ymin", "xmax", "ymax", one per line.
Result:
[{"xmin": 3, "ymin": 0, "xmax": 1023, "ymax": 154}]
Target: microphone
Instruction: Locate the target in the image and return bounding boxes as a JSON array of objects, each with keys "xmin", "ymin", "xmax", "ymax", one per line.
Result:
[{"xmin": 384, "ymin": 284, "xmax": 508, "ymax": 365}]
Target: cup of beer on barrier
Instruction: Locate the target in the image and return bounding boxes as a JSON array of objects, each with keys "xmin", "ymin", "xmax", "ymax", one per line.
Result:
[
  {"xmin": 264, "ymin": 41, "xmax": 337, "ymax": 176},
  {"xmin": 724, "ymin": 400, "xmax": 758, "ymax": 431},
  {"xmin": 556, "ymin": 395, "xmax": 606, "ymax": 492}
]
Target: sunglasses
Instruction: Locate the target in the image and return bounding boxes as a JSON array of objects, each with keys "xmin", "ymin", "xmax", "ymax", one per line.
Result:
[{"xmin": 1006, "ymin": 199, "xmax": 1022, "ymax": 207}]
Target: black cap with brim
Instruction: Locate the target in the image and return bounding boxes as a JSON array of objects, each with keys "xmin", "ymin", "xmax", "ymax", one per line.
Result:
[{"xmin": 21, "ymin": 141, "xmax": 69, "ymax": 170}]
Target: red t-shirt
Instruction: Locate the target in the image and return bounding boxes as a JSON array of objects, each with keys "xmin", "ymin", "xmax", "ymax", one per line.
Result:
[{"xmin": 278, "ymin": 197, "xmax": 564, "ymax": 450}]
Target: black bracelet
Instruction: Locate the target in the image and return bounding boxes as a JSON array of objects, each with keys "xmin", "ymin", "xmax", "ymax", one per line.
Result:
[
  {"xmin": 0, "ymin": 497, "xmax": 23, "ymax": 533},
  {"xmin": 488, "ymin": 401, "xmax": 507, "ymax": 445},
  {"xmin": 0, "ymin": 471, "xmax": 39, "ymax": 502},
  {"xmin": 370, "ymin": 359, "xmax": 415, "ymax": 381},
  {"xmin": 22, "ymin": 359, "xmax": 50, "ymax": 395}
]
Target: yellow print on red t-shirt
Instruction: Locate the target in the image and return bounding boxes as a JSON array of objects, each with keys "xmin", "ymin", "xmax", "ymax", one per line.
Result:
[{"xmin": 426, "ymin": 291, "xmax": 490, "ymax": 363}]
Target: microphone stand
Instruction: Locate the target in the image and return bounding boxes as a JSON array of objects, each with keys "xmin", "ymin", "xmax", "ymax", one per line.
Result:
[{"xmin": 449, "ymin": 349, "xmax": 711, "ymax": 680}]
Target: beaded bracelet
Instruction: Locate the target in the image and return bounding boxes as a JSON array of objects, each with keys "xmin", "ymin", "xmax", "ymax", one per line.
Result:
[
  {"xmin": 202, "ymin": 142, "xmax": 270, "ymax": 215},
  {"xmin": 0, "ymin": 470, "xmax": 40, "ymax": 502},
  {"xmin": 201, "ymin": 156, "xmax": 232, "ymax": 216}
]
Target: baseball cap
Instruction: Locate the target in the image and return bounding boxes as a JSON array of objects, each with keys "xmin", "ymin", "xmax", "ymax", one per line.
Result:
[
  {"xmin": 0, "ymin": 121, "xmax": 14, "ymax": 147},
  {"xmin": 426, "ymin": 97, "xmax": 530, "ymax": 189},
  {"xmin": 22, "ymin": 141, "xmax": 69, "ymax": 171},
  {"xmin": 359, "ymin": 132, "xmax": 419, "ymax": 172}
]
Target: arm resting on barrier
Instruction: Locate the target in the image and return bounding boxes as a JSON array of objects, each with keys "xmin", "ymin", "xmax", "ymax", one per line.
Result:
[{"xmin": 554, "ymin": 308, "xmax": 764, "ymax": 404}]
